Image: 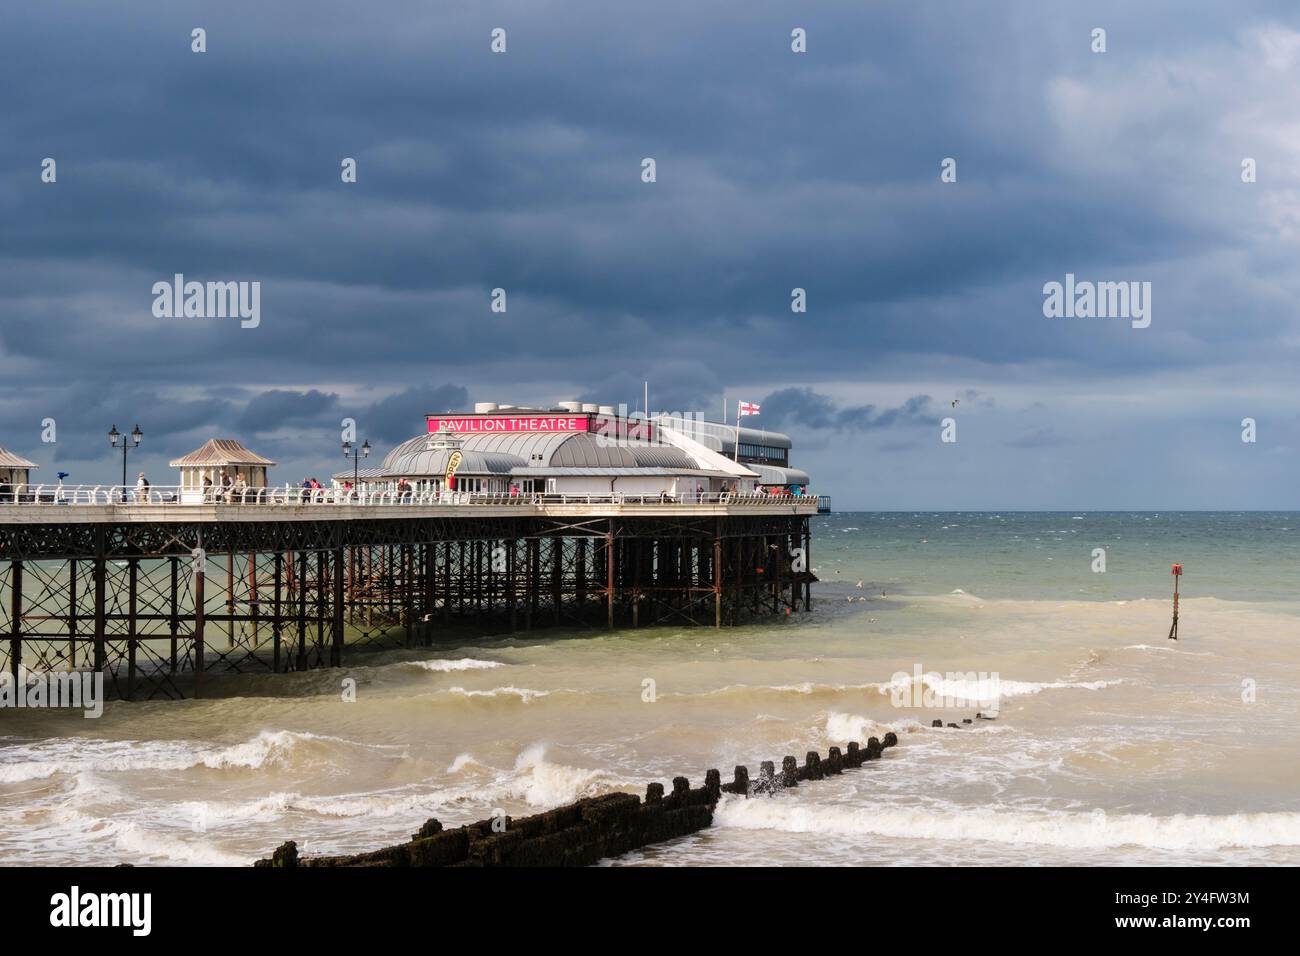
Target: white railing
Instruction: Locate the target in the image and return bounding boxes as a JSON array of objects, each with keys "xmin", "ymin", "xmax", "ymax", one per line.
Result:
[{"xmin": 0, "ymin": 484, "xmax": 817, "ymax": 509}]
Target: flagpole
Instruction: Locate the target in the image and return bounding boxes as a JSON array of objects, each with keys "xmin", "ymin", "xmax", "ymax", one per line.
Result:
[{"xmin": 734, "ymin": 400, "xmax": 741, "ymax": 463}]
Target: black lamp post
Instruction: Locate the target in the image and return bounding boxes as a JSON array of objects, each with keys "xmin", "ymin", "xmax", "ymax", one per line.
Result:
[
  {"xmin": 342, "ymin": 438, "xmax": 370, "ymax": 488},
  {"xmin": 108, "ymin": 424, "xmax": 143, "ymax": 490}
]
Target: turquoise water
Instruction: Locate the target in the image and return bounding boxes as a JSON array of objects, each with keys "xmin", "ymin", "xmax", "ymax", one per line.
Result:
[{"xmin": 812, "ymin": 512, "xmax": 1300, "ymax": 603}]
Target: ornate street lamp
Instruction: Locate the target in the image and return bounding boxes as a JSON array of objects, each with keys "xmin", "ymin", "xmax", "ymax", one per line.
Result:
[
  {"xmin": 108, "ymin": 423, "xmax": 143, "ymax": 491},
  {"xmin": 342, "ymin": 438, "xmax": 370, "ymax": 488}
]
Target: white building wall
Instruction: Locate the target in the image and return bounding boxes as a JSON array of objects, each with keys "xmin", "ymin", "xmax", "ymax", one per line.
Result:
[{"xmin": 549, "ymin": 476, "xmax": 680, "ymax": 496}]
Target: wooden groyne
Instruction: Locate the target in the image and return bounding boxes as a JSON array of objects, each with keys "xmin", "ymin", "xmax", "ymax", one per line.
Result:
[{"xmin": 257, "ymin": 732, "xmax": 899, "ymax": 868}]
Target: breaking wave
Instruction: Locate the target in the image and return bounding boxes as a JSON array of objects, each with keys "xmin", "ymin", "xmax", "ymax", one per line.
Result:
[
  {"xmin": 713, "ymin": 797, "xmax": 1300, "ymax": 850},
  {"xmin": 405, "ymin": 658, "xmax": 505, "ymax": 672},
  {"xmin": 0, "ymin": 730, "xmax": 401, "ymax": 784}
]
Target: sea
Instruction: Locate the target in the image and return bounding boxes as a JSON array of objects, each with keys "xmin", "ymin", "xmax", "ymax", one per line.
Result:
[{"xmin": 2, "ymin": 512, "xmax": 1298, "ymax": 866}]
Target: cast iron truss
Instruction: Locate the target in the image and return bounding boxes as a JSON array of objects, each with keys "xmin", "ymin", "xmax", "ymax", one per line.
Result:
[{"xmin": 0, "ymin": 513, "xmax": 814, "ymax": 700}]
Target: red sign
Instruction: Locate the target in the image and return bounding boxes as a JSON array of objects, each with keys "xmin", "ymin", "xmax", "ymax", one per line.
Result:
[{"xmin": 427, "ymin": 415, "xmax": 588, "ymax": 434}]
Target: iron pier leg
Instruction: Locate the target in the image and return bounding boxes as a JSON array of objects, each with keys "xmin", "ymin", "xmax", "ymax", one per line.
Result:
[
  {"xmin": 273, "ymin": 550, "xmax": 283, "ymax": 672},
  {"xmin": 168, "ymin": 557, "xmax": 179, "ymax": 672},
  {"xmin": 193, "ymin": 549, "xmax": 206, "ymax": 699},
  {"xmin": 126, "ymin": 558, "xmax": 138, "ymax": 700},
  {"xmin": 9, "ymin": 559, "xmax": 22, "ymax": 683}
]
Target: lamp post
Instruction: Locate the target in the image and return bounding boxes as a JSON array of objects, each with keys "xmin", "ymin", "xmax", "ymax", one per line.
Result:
[
  {"xmin": 108, "ymin": 424, "xmax": 143, "ymax": 492},
  {"xmin": 342, "ymin": 438, "xmax": 370, "ymax": 490}
]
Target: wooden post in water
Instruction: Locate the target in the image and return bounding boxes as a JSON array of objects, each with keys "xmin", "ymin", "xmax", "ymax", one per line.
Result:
[{"xmin": 1167, "ymin": 563, "xmax": 1182, "ymax": 641}]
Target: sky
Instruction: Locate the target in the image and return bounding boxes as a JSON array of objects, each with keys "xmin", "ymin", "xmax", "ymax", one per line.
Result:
[{"xmin": 1, "ymin": 0, "xmax": 1298, "ymax": 510}]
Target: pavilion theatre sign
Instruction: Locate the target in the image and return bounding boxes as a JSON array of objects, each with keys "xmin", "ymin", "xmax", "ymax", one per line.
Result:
[{"xmin": 426, "ymin": 415, "xmax": 589, "ymax": 434}]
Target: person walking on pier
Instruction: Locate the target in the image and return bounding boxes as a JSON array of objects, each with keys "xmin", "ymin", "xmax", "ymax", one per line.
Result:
[{"xmin": 135, "ymin": 471, "xmax": 150, "ymax": 503}]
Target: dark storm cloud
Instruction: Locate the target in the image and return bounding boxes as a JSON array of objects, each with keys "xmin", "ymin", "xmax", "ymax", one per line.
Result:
[
  {"xmin": 0, "ymin": 1, "xmax": 1297, "ymax": 503},
  {"xmin": 363, "ymin": 385, "xmax": 470, "ymax": 445},
  {"xmin": 235, "ymin": 390, "xmax": 339, "ymax": 434},
  {"xmin": 232, "ymin": 384, "xmax": 469, "ymax": 445},
  {"xmin": 753, "ymin": 389, "xmax": 939, "ymax": 433}
]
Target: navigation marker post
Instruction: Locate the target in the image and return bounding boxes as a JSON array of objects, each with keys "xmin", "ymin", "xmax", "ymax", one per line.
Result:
[{"xmin": 1167, "ymin": 563, "xmax": 1182, "ymax": 641}]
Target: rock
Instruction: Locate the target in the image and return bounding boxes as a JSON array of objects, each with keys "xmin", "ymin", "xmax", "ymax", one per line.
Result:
[{"xmin": 932, "ymin": 719, "xmax": 943, "ymax": 728}]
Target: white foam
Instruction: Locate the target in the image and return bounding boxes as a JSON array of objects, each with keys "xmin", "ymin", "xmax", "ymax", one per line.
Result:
[
  {"xmin": 879, "ymin": 672, "xmax": 1122, "ymax": 703},
  {"xmin": 714, "ymin": 797, "xmax": 1300, "ymax": 850},
  {"xmin": 0, "ymin": 729, "xmax": 393, "ymax": 783},
  {"xmin": 443, "ymin": 686, "xmax": 551, "ymax": 702},
  {"xmin": 407, "ymin": 658, "xmax": 504, "ymax": 672},
  {"xmin": 824, "ymin": 712, "xmax": 927, "ymax": 741},
  {"xmin": 507, "ymin": 744, "xmax": 614, "ymax": 807},
  {"xmin": 446, "ymin": 753, "xmax": 479, "ymax": 773},
  {"xmin": 37, "ymin": 805, "xmax": 253, "ymax": 865}
]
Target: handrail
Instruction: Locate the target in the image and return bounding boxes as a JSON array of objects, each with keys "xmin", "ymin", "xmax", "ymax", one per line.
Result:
[{"xmin": 0, "ymin": 483, "xmax": 817, "ymax": 508}]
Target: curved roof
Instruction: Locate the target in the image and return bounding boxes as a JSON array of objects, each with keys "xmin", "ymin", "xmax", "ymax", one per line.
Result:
[
  {"xmin": 170, "ymin": 438, "xmax": 276, "ymax": 468},
  {"xmin": 380, "ymin": 431, "xmax": 694, "ymax": 476},
  {"xmin": 383, "ymin": 436, "xmax": 524, "ymax": 476},
  {"xmin": 0, "ymin": 446, "xmax": 37, "ymax": 469}
]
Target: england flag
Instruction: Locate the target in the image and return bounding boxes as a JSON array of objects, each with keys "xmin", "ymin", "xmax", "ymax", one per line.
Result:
[{"xmin": 738, "ymin": 401, "xmax": 761, "ymax": 417}]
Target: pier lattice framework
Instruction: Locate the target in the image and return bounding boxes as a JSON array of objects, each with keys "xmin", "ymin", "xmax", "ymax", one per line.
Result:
[{"xmin": 0, "ymin": 504, "xmax": 815, "ymax": 700}]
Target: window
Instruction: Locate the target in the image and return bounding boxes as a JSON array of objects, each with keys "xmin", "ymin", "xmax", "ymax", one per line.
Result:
[{"xmin": 736, "ymin": 443, "xmax": 788, "ymax": 465}]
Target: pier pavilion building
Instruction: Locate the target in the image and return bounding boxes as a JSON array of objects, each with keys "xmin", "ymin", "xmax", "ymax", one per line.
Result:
[{"xmin": 333, "ymin": 402, "xmax": 793, "ymax": 497}]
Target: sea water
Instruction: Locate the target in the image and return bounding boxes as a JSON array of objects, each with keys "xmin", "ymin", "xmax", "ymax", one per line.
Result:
[{"xmin": 2, "ymin": 513, "xmax": 1297, "ymax": 866}]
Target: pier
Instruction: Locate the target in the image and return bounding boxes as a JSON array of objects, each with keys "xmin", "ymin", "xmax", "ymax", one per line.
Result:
[{"xmin": 0, "ymin": 488, "xmax": 817, "ymax": 700}]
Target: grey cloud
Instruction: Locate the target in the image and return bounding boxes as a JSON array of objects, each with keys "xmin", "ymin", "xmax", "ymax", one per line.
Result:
[{"xmin": 753, "ymin": 389, "xmax": 939, "ymax": 433}]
